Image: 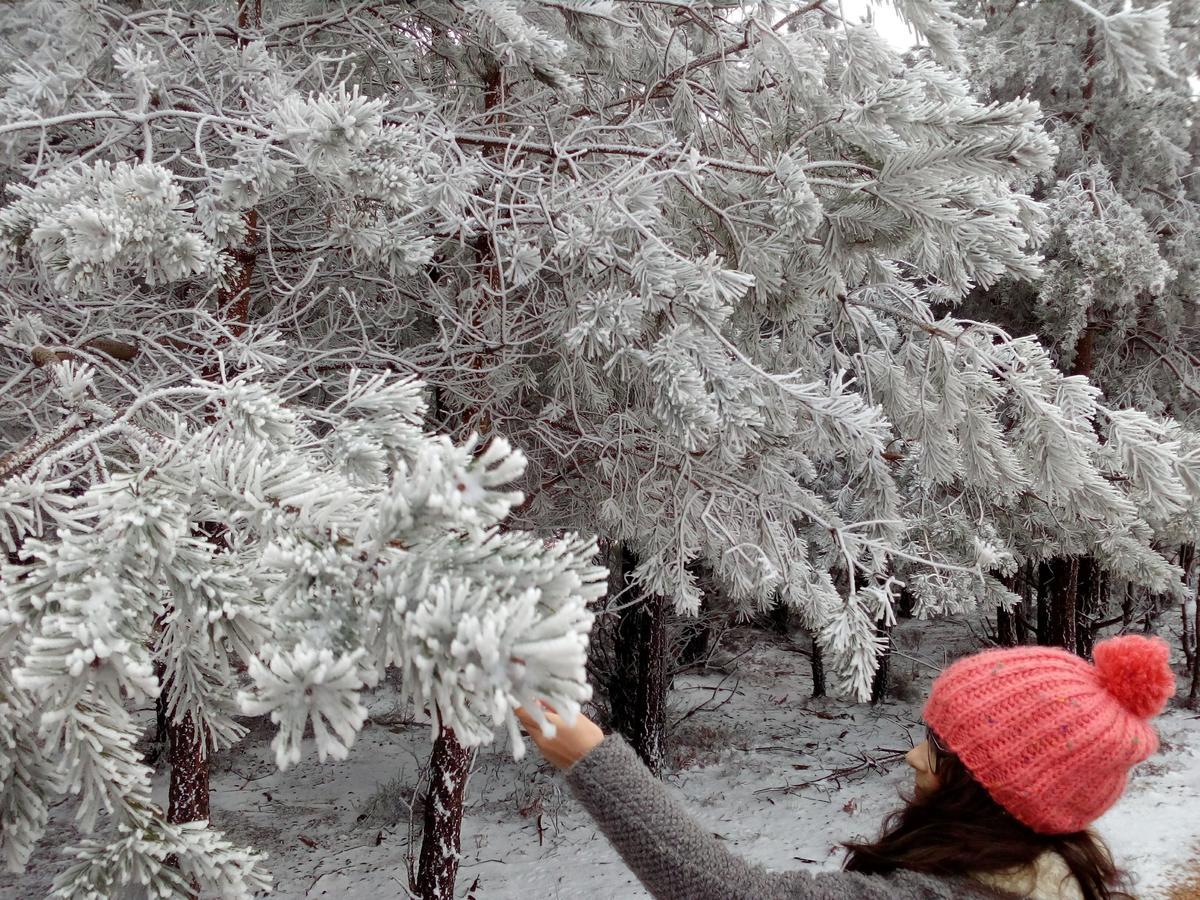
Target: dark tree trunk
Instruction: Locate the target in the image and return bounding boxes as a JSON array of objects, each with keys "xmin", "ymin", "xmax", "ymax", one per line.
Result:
[
  {"xmin": 1014, "ymin": 561, "xmax": 1033, "ymax": 645},
  {"xmin": 145, "ymin": 644, "xmax": 169, "ymax": 766},
  {"xmin": 155, "ymin": 692, "xmax": 169, "ymax": 749},
  {"xmin": 997, "ymin": 606, "xmax": 1016, "ymax": 646},
  {"xmin": 1142, "ymin": 592, "xmax": 1161, "ymax": 633},
  {"xmin": 1074, "ymin": 557, "xmax": 1095, "ymax": 658},
  {"xmin": 1062, "ymin": 558, "xmax": 1080, "ymax": 653},
  {"xmin": 1047, "ymin": 557, "xmax": 1081, "ymax": 653},
  {"xmin": 1036, "ymin": 562, "xmax": 1052, "ymax": 645},
  {"xmin": 167, "ymin": 712, "xmax": 210, "ymax": 824},
  {"xmin": 810, "ymin": 633, "xmax": 826, "ymax": 698},
  {"xmin": 607, "ymin": 543, "xmax": 671, "ymax": 776},
  {"xmin": 1181, "ymin": 547, "xmax": 1195, "ymax": 673},
  {"xmin": 415, "ymin": 725, "xmax": 473, "ymax": 900},
  {"xmin": 869, "ymin": 625, "xmax": 892, "ymax": 706},
  {"xmin": 1180, "ymin": 545, "xmax": 1199, "ymax": 708},
  {"xmin": 1190, "ymin": 594, "xmax": 1200, "ymax": 708},
  {"xmin": 165, "ymin": 0, "xmax": 259, "ymax": 837}
]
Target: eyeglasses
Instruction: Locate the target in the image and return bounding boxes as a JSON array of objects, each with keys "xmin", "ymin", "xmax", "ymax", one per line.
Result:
[{"xmin": 924, "ymin": 725, "xmax": 952, "ymax": 771}]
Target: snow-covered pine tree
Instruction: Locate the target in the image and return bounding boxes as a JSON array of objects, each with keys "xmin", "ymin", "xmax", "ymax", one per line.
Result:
[
  {"xmin": 0, "ymin": 358, "xmax": 604, "ymax": 896},
  {"xmin": 2, "ymin": 0, "xmax": 1197, "ymax": 720},
  {"xmin": 946, "ymin": 0, "xmax": 1200, "ymax": 651},
  {"xmin": 3, "ymin": 0, "xmax": 1200, "ymax": 893}
]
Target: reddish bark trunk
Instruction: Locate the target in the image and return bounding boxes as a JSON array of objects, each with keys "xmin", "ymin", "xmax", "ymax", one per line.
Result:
[
  {"xmin": 167, "ymin": 710, "xmax": 210, "ymax": 823},
  {"xmin": 415, "ymin": 725, "xmax": 473, "ymax": 900}
]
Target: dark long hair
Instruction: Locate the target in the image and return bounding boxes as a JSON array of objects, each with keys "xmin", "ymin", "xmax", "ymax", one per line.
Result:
[{"xmin": 843, "ymin": 730, "xmax": 1132, "ymax": 900}]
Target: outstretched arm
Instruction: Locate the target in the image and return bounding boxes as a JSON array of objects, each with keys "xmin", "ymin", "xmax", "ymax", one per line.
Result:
[{"xmin": 517, "ymin": 709, "xmax": 969, "ymax": 900}]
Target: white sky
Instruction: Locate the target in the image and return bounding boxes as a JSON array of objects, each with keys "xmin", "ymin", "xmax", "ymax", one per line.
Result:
[{"xmin": 834, "ymin": 0, "xmax": 917, "ymax": 49}]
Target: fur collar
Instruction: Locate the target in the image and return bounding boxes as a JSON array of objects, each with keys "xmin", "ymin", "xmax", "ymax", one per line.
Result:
[{"xmin": 972, "ymin": 851, "xmax": 1084, "ymax": 899}]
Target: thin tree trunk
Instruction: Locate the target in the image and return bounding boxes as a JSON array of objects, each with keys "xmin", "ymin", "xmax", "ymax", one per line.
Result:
[
  {"xmin": 1037, "ymin": 562, "xmax": 1052, "ymax": 645},
  {"xmin": 810, "ymin": 634, "xmax": 826, "ymax": 699},
  {"xmin": 1183, "ymin": 594, "xmax": 1195, "ymax": 672},
  {"xmin": 1014, "ymin": 561, "xmax": 1033, "ymax": 645},
  {"xmin": 1050, "ymin": 557, "xmax": 1080, "ymax": 654},
  {"xmin": 1189, "ymin": 592, "xmax": 1200, "ymax": 708},
  {"xmin": 167, "ymin": 712, "xmax": 210, "ymax": 823},
  {"xmin": 411, "ymin": 59, "xmax": 508, "ymax": 899},
  {"xmin": 415, "ymin": 725, "xmax": 474, "ymax": 900},
  {"xmin": 997, "ymin": 606, "xmax": 1016, "ymax": 646},
  {"xmin": 608, "ymin": 542, "xmax": 670, "ymax": 776},
  {"xmin": 870, "ymin": 624, "xmax": 892, "ymax": 706},
  {"xmin": 163, "ymin": 705, "xmax": 209, "ymax": 898},
  {"xmin": 1181, "ymin": 546, "xmax": 1195, "ymax": 671},
  {"xmin": 1075, "ymin": 557, "xmax": 1097, "ymax": 658},
  {"xmin": 163, "ymin": 0, "xmax": 263, "ymax": 849},
  {"xmin": 1181, "ymin": 545, "xmax": 1199, "ymax": 708},
  {"xmin": 996, "ymin": 568, "xmax": 1019, "ymax": 647}
]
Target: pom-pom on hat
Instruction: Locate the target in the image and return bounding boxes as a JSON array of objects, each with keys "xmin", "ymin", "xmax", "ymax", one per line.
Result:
[{"xmin": 923, "ymin": 635, "xmax": 1175, "ymax": 834}]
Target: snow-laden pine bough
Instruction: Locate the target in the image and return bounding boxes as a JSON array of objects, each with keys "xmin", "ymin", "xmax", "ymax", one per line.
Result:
[{"xmin": 0, "ymin": 369, "xmax": 604, "ymax": 897}]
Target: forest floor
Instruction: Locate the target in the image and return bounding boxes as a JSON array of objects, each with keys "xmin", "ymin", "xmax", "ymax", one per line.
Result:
[{"xmin": 4, "ymin": 616, "xmax": 1199, "ymax": 899}]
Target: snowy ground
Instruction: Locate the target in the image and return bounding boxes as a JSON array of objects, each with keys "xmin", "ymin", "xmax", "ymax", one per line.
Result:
[{"xmin": 5, "ymin": 617, "xmax": 1199, "ymax": 899}]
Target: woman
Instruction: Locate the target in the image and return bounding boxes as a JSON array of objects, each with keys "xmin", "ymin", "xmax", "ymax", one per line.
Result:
[{"xmin": 518, "ymin": 634, "xmax": 1177, "ymax": 899}]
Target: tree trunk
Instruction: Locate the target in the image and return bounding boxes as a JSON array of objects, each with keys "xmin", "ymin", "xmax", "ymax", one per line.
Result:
[
  {"xmin": 1181, "ymin": 545, "xmax": 1199, "ymax": 708},
  {"xmin": 869, "ymin": 625, "xmax": 892, "ymax": 706},
  {"xmin": 810, "ymin": 633, "xmax": 826, "ymax": 699},
  {"xmin": 1189, "ymin": 593, "xmax": 1200, "ymax": 708},
  {"xmin": 607, "ymin": 542, "xmax": 670, "ymax": 776},
  {"xmin": 415, "ymin": 725, "xmax": 474, "ymax": 900},
  {"xmin": 1180, "ymin": 547, "xmax": 1196, "ymax": 671},
  {"xmin": 1012, "ymin": 562, "xmax": 1033, "ymax": 645},
  {"xmin": 1075, "ymin": 557, "xmax": 1097, "ymax": 658},
  {"xmin": 1047, "ymin": 557, "xmax": 1080, "ymax": 653},
  {"xmin": 1036, "ymin": 562, "xmax": 1052, "ymax": 645},
  {"xmin": 1183, "ymin": 595, "xmax": 1195, "ymax": 672},
  {"xmin": 997, "ymin": 569, "xmax": 1017, "ymax": 646},
  {"xmin": 145, "ymin": 643, "xmax": 169, "ymax": 767},
  {"xmin": 997, "ymin": 605, "xmax": 1016, "ymax": 646},
  {"xmin": 167, "ymin": 711, "xmax": 210, "ymax": 824}
]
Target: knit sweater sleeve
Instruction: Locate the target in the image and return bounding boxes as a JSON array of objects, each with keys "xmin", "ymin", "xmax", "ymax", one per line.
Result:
[{"xmin": 563, "ymin": 733, "xmax": 978, "ymax": 900}]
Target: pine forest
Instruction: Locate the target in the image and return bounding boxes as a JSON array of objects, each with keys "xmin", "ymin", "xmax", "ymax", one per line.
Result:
[{"xmin": 0, "ymin": 0, "xmax": 1198, "ymax": 897}]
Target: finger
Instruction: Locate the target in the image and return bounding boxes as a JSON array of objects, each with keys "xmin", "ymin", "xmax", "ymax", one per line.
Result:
[{"xmin": 514, "ymin": 706, "xmax": 537, "ymax": 730}]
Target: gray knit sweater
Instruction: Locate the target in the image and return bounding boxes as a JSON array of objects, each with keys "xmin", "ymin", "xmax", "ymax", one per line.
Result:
[{"xmin": 564, "ymin": 734, "xmax": 1004, "ymax": 900}]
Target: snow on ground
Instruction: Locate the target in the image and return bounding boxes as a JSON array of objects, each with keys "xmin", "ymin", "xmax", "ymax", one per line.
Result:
[{"xmin": 4, "ymin": 617, "xmax": 1199, "ymax": 899}]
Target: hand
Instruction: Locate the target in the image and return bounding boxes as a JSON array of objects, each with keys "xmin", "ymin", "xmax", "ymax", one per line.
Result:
[{"xmin": 515, "ymin": 703, "xmax": 604, "ymax": 770}]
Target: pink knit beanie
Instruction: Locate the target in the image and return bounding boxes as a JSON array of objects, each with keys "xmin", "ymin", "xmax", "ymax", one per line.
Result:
[{"xmin": 923, "ymin": 635, "xmax": 1176, "ymax": 834}]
